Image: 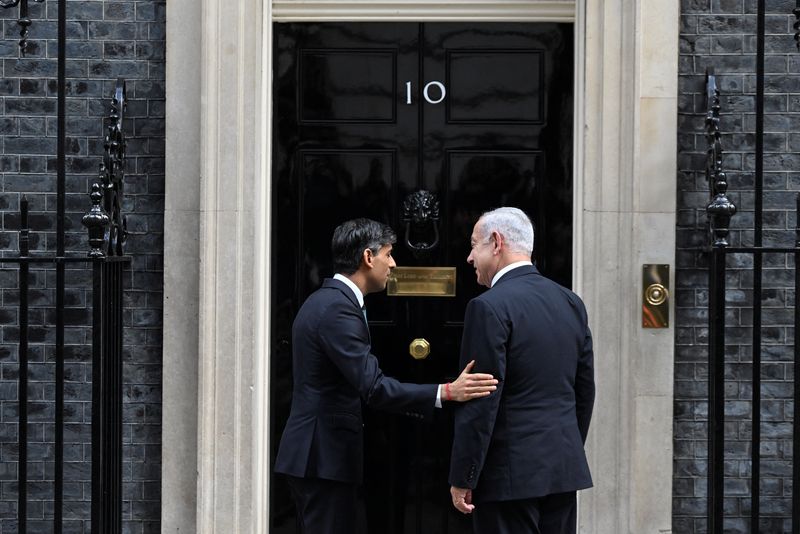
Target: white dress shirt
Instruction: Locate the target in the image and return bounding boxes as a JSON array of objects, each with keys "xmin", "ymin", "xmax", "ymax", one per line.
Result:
[
  {"xmin": 491, "ymin": 260, "xmax": 533, "ymax": 287},
  {"xmin": 333, "ymin": 273, "xmax": 364, "ymax": 307}
]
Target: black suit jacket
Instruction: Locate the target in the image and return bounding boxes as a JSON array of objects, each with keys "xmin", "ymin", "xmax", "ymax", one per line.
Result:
[
  {"xmin": 275, "ymin": 278, "xmax": 437, "ymax": 484},
  {"xmin": 449, "ymin": 265, "xmax": 595, "ymax": 502}
]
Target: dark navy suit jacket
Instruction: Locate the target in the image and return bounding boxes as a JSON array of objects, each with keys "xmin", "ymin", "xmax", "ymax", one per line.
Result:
[
  {"xmin": 275, "ymin": 278, "xmax": 437, "ymax": 485},
  {"xmin": 449, "ymin": 265, "xmax": 595, "ymax": 502}
]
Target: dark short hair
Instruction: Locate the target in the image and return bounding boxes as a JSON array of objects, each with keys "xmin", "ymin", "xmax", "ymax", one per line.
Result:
[{"xmin": 332, "ymin": 218, "xmax": 397, "ymax": 275}]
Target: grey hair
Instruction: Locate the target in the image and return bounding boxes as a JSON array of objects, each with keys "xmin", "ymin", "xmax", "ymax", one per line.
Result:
[{"xmin": 476, "ymin": 207, "xmax": 534, "ymax": 256}]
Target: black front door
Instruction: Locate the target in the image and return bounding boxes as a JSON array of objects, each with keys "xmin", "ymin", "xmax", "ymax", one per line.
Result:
[{"xmin": 270, "ymin": 22, "xmax": 574, "ymax": 534}]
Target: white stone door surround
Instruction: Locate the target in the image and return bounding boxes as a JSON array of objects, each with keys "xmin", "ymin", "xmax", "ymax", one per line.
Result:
[{"xmin": 162, "ymin": 0, "xmax": 679, "ymax": 532}]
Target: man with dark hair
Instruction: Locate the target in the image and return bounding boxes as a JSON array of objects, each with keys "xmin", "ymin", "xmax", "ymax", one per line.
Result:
[
  {"xmin": 449, "ymin": 207, "xmax": 595, "ymax": 534},
  {"xmin": 330, "ymin": 218, "xmax": 398, "ymax": 275},
  {"xmin": 275, "ymin": 217, "xmax": 498, "ymax": 534}
]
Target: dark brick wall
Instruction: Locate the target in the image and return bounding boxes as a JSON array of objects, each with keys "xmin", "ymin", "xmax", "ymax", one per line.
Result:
[
  {"xmin": 0, "ymin": 1, "xmax": 164, "ymax": 532},
  {"xmin": 677, "ymin": 1, "xmax": 799, "ymax": 532}
]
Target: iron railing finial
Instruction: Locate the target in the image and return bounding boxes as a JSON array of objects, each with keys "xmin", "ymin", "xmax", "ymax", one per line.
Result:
[
  {"xmin": 705, "ymin": 67, "xmax": 737, "ymax": 248},
  {"xmin": 83, "ymin": 79, "xmax": 128, "ymax": 257},
  {"xmin": 82, "ymin": 183, "xmax": 110, "ymax": 258},
  {"xmin": 0, "ymin": 0, "xmax": 44, "ymax": 55}
]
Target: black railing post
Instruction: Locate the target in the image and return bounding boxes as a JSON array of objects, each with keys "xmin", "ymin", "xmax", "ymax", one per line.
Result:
[
  {"xmin": 706, "ymin": 66, "xmax": 737, "ymax": 534},
  {"xmin": 749, "ymin": 4, "xmax": 765, "ymax": 529},
  {"xmin": 750, "ymin": 3, "xmax": 765, "ymax": 527},
  {"xmin": 794, "ymin": 194, "xmax": 800, "ymax": 533},
  {"xmin": 89, "ymin": 260, "xmax": 124, "ymax": 534},
  {"xmin": 90, "ymin": 259, "xmax": 105, "ymax": 533},
  {"xmin": 54, "ymin": 0, "xmax": 66, "ymax": 526},
  {"xmin": 18, "ymin": 198, "xmax": 29, "ymax": 534},
  {"xmin": 708, "ymin": 245, "xmax": 726, "ymax": 534},
  {"xmin": 114, "ymin": 262, "xmax": 123, "ymax": 529},
  {"xmin": 89, "ymin": 259, "xmax": 124, "ymax": 534},
  {"xmin": 84, "ymin": 78, "xmax": 127, "ymax": 534}
]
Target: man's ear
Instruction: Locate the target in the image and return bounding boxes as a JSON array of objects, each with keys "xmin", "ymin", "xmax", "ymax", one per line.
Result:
[
  {"xmin": 491, "ymin": 231, "xmax": 503, "ymax": 254},
  {"xmin": 362, "ymin": 248, "xmax": 374, "ymax": 269}
]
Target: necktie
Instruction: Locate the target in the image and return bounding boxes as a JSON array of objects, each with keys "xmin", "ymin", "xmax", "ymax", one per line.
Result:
[{"xmin": 361, "ymin": 305, "xmax": 368, "ymax": 322}]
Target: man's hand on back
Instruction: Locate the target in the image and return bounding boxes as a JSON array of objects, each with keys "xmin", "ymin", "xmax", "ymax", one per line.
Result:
[{"xmin": 444, "ymin": 360, "xmax": 497, "ymax": 402}]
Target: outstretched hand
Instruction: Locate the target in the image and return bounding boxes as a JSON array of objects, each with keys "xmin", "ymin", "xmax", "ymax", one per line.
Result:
[{"xmin": 445, "ymin": 360, "xmax": 497, "ymax": 402}]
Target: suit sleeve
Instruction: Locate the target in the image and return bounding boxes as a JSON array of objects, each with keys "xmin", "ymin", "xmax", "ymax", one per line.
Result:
[
  {"xmin": 448, "ymin": 298, "xmax": 508, "ymax": 489},
  {"xmin": 575, "ymin": 306, "xmax": 595, "ymax": 443},
  {"xmin": 318, "ymin": 302, "xmax": 436, "ymax": 415}
]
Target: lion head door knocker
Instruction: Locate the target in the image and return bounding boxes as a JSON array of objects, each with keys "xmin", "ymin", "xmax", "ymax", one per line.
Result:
[{"xmin": 402, "ymin": 190, "xmax": 440, "ymax": 258}]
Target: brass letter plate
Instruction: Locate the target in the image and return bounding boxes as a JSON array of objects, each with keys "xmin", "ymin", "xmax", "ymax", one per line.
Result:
[
  {"xmin": 387, "ymin": 267, "xmax": 456, "ymax": 297},
  {"xmin": 642, "ymin": 264, "xmax": 669, "ymax": 328}
]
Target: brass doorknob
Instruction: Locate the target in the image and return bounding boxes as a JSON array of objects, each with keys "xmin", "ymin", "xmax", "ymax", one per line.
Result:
[{"xmin": 409, "ymin": 338, "xmax": 430, "ymax": 360}]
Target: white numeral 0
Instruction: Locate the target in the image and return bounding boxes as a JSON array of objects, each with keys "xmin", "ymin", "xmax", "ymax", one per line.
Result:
[
  {"xmin": 405, "ymin": 81, "xmax": 447, "ymax": 105},
  {"xmin": 423, "ymin": 81, "xmax": 446, "ymax": 104}
]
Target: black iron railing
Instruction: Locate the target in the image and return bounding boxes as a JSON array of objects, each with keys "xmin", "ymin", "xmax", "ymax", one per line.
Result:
[
  {"xmin": 1, "ymin": 228, "xmax": 127, "ymax": 534},
  {"xmin": 0, "ymin": 0, "xmax": 130, "ymax": 528},
  {"xmin": 704, "ymin": 4, "xmax": 800, "ymax": 531},
  {"xmin": 0, "ymin": 80, "xmax": 128, "ymax": 534},
  {"xmin": 86, "ymin": 78, "xmax": 129, "ymax": 534}
]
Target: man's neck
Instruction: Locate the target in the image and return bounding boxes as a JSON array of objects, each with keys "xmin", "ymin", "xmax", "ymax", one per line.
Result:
[
  {"xmin": 339, "ymin": 271, "xmax": 370, "ymax": 296},
  {"xmin": 498, "ymin": 254, "xmax": 531, "ymax": 270},
  {"xmin": 491, "ymin": 256, "xmax": 533, "ymax": 287}
]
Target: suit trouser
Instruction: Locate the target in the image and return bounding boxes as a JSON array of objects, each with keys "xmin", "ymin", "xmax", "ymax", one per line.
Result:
[
  {"xmin": 285, "ymin": 475, "xmax": 361, "ymax": 534},
  {"xmin": 472, "ymin": 491, "xmax": 577, "ymax": 534}
]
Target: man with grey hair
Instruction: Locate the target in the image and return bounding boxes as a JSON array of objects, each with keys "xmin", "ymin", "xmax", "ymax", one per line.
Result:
[{"xmin": 449, "ymin": 207, "xmax": 595, "ymax": 534}]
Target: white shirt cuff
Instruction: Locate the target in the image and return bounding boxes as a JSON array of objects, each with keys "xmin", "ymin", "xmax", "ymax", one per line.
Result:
[{"xmin": 435, "ymin": 384, "xmax": 443, "ymax": 408}]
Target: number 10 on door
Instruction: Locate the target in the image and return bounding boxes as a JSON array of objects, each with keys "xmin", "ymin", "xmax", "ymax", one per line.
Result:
[{"xmin": 405, "ymin": 81, "xmax": 446, "ymax": 104}]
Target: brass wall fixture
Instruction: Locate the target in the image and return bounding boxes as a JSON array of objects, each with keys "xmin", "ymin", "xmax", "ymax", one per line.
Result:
[
  {"xmin": 409, "ymin": 338, "xmax": 431, "ymax": 360},
  {"xmin": 387, "ymin": 267, "xmax": 456, "ymax": 297},
  {"xmin": 642, "ymin": 264, "xmax": 670, "ymax": 328}
]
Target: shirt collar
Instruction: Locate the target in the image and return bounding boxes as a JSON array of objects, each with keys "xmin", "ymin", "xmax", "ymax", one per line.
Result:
[
  {"xmin": 333, "ymin": 273, "xmax": 364, "ymax": 307},
  {"xmin": 491, "ymin": 260, "xmax": 533, "ymax": 288}
]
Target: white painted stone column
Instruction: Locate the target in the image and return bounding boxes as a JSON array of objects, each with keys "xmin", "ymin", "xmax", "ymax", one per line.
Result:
[
  {"xmin": 162, "ymin": 0, "xmax": 202, "ymax": 531},
  {"xmin": 628, "ymin": 1, "xmax": 679, "ymax": 531},
  {"xmin": 194, "ymin": 0, "xmax": 272, "ymax": 531},
  {"xmin": 575, "ymin": 0, "xmax": 677, "ymax": 532},
  {"xmin": 164, "ymin": 0, "xmax": 272, "ymax": 531}
]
